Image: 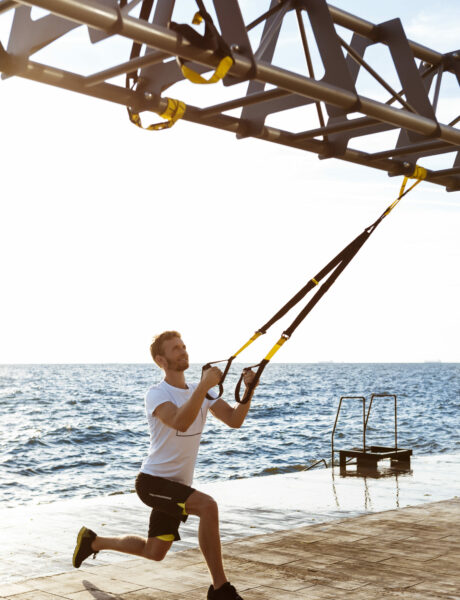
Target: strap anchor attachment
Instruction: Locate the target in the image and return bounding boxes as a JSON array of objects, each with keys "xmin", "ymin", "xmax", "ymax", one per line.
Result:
[
  {"xmin": 128, "ymin": 96, "xmax": 186, "ymax": 131},
  {"xmin": 169, "ymin": 2, "xmax": 234, "ymax": 85}
]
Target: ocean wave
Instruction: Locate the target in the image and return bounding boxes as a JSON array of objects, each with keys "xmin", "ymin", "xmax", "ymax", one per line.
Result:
[
  {"xmin": 49, "ymin": 459, "xmax": 108, "ymax": 471},
  {"xmin": 258, "ymin": 464, "xmax": 312, "ymax": 476},
  {"xmin": 1, "ymin": 362, "xmax": 458, "ymax": 507}
]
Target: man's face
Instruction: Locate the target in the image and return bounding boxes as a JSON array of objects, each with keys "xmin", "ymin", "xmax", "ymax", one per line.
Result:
[{"xmin": 160, "ymin": 337, "xmax": 189, "ymax": 372}]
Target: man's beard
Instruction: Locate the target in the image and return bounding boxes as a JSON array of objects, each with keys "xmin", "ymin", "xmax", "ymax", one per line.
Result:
[{"xmin": 166, "ymin": 357, "xmax": 189, "ymax": 372}]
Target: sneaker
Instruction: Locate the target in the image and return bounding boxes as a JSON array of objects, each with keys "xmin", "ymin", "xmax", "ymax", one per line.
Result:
[
  {"xmin": 208, "ymin": 582, "xmax": 244, "ymax": 600},
  {"xmin": 72, "ymin": 526, "xmax": 98, "ymax": 568}
]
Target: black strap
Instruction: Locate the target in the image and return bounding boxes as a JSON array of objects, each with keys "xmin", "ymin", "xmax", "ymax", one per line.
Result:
[
  {"xmin": 234, "ymin": 231, "xmax": 369, "ymax": 404},
  {"xmin": 283, "ymin": 230, "xmax": 369, "ymax": 338},
  {"xmin": 255, "ymin": 188, "xmax": 408, "ymax": 341},
  {"xmin": 169, "ymin": 0, "xmax": 232, "ymax": 65},
  {"xmin": 256, "ymin": 231, "xmax": 366, "ymax": 335}
]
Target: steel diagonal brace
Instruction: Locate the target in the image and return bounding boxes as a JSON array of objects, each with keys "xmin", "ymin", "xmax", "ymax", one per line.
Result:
[{"xmin": 326, "ymin": 4, "xmax": 446, "ymax": 72}]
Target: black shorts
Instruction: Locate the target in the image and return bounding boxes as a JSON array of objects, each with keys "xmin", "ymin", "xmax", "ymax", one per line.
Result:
[{"xmin": 135, "ymin": 472, "xmax": 195, "ymax": 541}]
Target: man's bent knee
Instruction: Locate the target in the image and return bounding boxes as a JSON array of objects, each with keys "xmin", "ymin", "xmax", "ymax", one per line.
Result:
[
  {"xmin": 185, "ymin": 490, "xmax": 218, "ymax": 518},
  {"xmin": 144, "ymin": 538, "xmax": 172, "ymax": 561}
]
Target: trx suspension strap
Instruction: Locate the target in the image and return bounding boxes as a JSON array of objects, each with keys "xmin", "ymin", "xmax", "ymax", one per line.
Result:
[
  {"xmin": 169, "ymin": 0, "xmax": 234, "ymax": 85},
  {"xmin": 125, "ymin": 0, "xmax": 186, "ymax": 131},
  {"xmin": 204, "ymin": 166, "xmax": 427, "ymax": 403}
]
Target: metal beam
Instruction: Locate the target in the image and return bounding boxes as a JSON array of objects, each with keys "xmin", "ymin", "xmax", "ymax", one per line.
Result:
[
  {"xmin": 429, "ymin": 167, "xmax": 460, "ymax": 179},
  {"xmin": 255, "ymin": 62, "xmax": 457, "ymax": 144},
  {"xmin": 15, "ymin": 0, "xmax": 460, "ymax": 148},
  {"xmin": 1, "ymin": 48, "xmax": 459, "ymax": 192},
  {"xmin": 17, "ymin": 0, "xmax": 121, "ymax": 32},
  {"xmin": 3, "ymin": 0, "xmax": 457, "ymax": 192},
  {"xmin": 0, "ymin": 0, "xmax": 18, "ymax": 14},
  {"xmin": 369, "ymin": 140, "xmax": 457, "ymax": 161},
  {"xmin": 84, "ymin": 50, "xmax": 170, "ymax": 87},
  {"xmin": 295, "ymin": 116, "xmax": 381, "ymax": 141},
  {"xmin": 199, "ymin": 88, "xmax": 291, "ymax": 117}
]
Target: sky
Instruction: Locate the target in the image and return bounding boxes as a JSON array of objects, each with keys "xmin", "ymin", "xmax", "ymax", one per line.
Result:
[{"xmin": 0, "ymin": 0, "xmax": 459, "ymax": 364}]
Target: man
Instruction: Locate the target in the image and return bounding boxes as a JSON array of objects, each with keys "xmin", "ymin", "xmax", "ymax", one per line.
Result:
[{"xmin": 73, "ymin": 331, "xmax": 256, "ymax": 600}]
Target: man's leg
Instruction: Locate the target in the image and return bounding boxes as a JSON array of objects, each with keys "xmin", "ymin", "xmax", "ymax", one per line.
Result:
[
  {"xmin": 92, "ymin": 535, "xmax": 172, "ymax": 561},
  {"xmin": 185, "ymin": 490, "xmax": 227, "ymax": 590},
  {"xmin": 73, "ymin": 522, "xmax": 175, "ymax": 569}
]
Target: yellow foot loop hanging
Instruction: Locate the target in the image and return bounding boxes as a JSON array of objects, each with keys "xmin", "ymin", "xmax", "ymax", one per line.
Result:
[
  {"xmin": 128, "ymin": 97, "xmax": 186, "ymax": 131},
  {"xmin": 169, "ymin": 0, "xmax": 234, "ymax": 85}
]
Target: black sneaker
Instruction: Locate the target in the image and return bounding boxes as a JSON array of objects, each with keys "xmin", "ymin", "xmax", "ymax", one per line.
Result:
[
  {"xmin": 72, "ymin": 526, "xmax": 98, "ymax": 568},
  {"xmin": 208, "ymin": 582, "xmax": 244, "ymax": 600}
]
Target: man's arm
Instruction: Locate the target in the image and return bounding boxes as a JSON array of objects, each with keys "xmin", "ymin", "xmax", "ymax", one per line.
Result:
[
  {"xmin": 154, "ymin": 367, "xmax": 221, "ymax": 432},
  {"xmin": 210, "ymin": 370, "xmax": 257, "ymax": 429},
  {"xmin": 210, "ymin": 397, "xmax": 252, "ymax": 429}
]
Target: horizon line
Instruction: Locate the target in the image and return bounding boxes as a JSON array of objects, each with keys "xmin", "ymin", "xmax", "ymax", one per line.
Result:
[{"xmin": 0, "ymin": 360, "xmax": 456, "ymax": 366}]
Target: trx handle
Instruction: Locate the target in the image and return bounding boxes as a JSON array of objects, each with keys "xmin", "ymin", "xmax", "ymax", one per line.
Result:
[
  {"xmin": 235, "ymin": 361, "xmax": 267, "ymax": 404},
  {"xmin": 202, "ymin": 356, "xmax": 234, "ymax": 400},
  {"xmin": 201, "ymin": 333, "xmax": 264, "ymax": 402}
]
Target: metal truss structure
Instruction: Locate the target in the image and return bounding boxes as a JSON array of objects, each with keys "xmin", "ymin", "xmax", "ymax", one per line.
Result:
[{"xmin": 1, "ymin": 0, "xmax": 459, "ymax": 191}]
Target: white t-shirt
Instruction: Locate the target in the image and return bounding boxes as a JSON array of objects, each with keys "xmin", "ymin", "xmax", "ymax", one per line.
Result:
[{"xmin": 140, "ymin": 380, "xmax": 219, "ymax": 486}]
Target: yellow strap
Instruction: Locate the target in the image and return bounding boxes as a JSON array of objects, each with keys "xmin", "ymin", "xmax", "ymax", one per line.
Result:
[
  {"xmin": 232, "ymin": 332, "xmax": 263, "ymax": 358},
  {"xmin": 312, "ymin": 278, "xmax": 319, "ymax": 285},
  {"xmin": 264, "ymin": 336, "xmax": 287, "ymax": 361},
  {"xmin": 156, "ymin": 534, "xmax": 175, "ymax": 541},
  {"xmin": 383, "ymin": 165, "xmax": 427, "ymax": 217},
  {"xmin": 130, "ymin": 98, "xmax": 186, "ymax": 131},
  {"xmin": 177, "ymin": 502, "xmax": 187, "ymax": 516},
  {"xmin": 192, "ymin": 11, "xmax": 203, "ymax": 25},
  {"xmin": 181, "ymin": 55, "xmax": 234, "ymax": 85}
]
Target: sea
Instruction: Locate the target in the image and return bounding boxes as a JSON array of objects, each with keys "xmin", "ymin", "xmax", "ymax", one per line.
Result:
[{"xmin": 0, "ymin": 363, "xmax": 458, "ymax": 509}]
